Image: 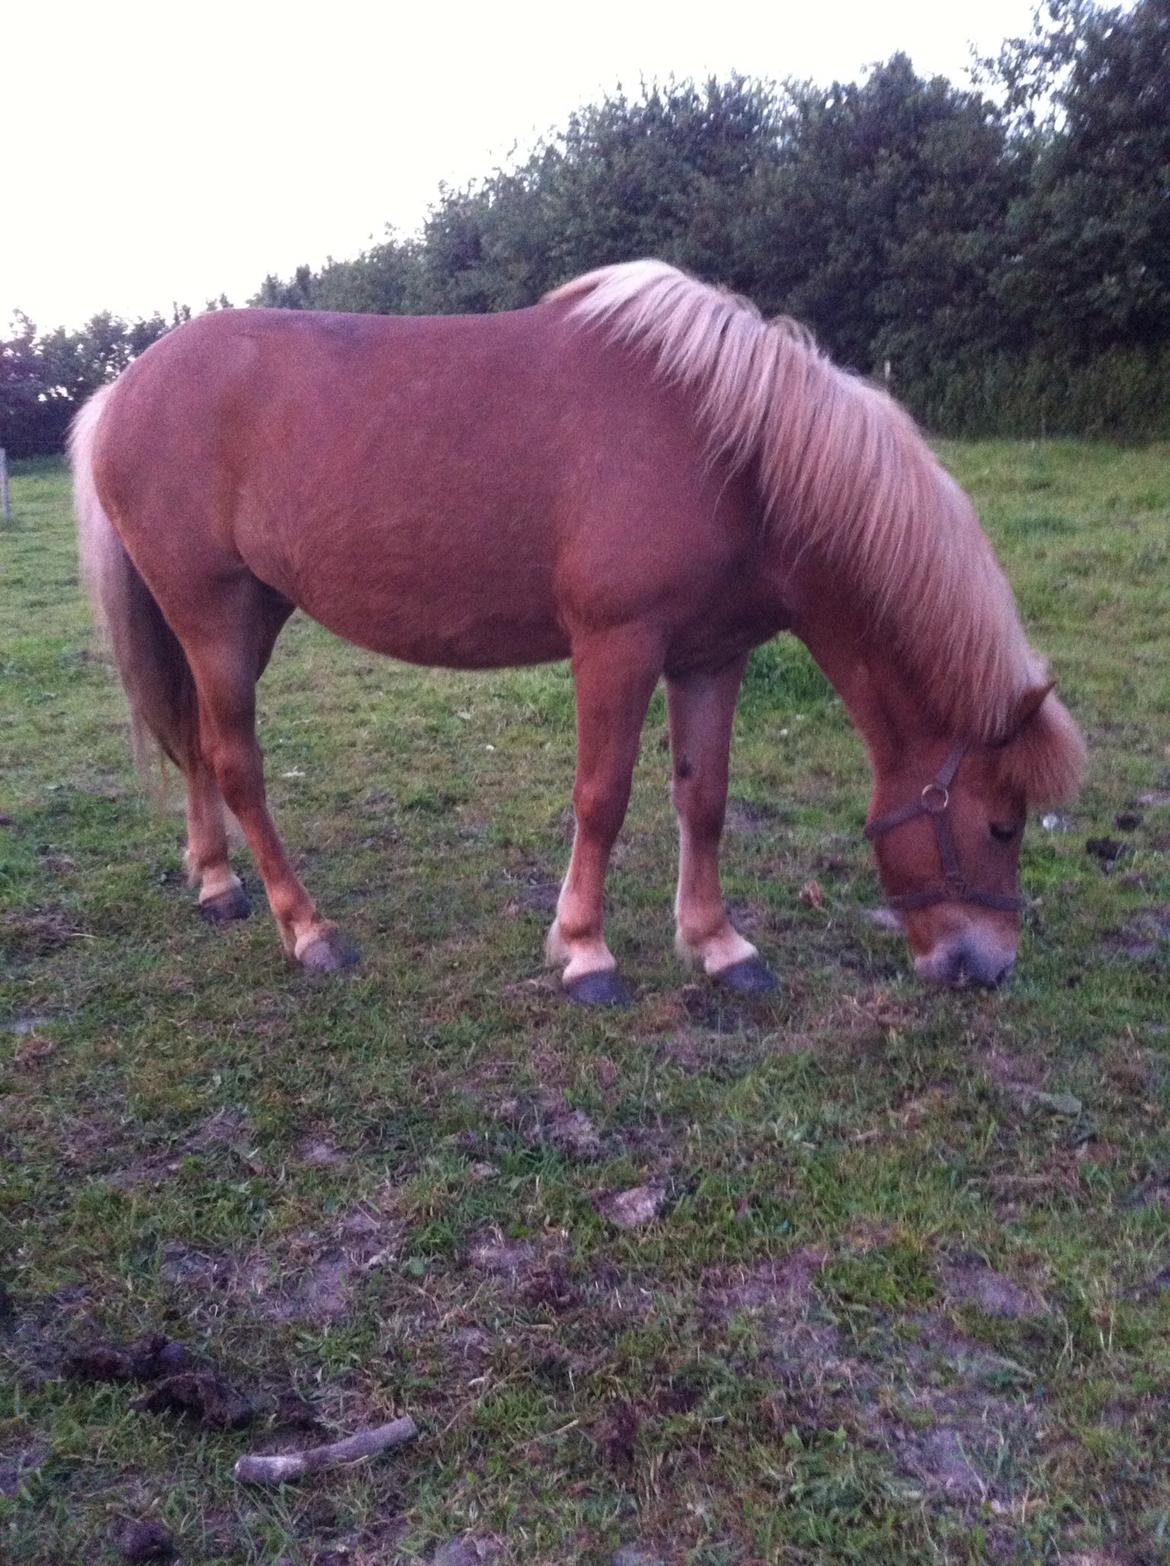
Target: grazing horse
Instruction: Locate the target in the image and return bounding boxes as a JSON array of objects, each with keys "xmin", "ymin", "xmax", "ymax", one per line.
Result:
[{"xmin": 71, "ymin": 260, "xmax": 1085, "ymax": 1000}]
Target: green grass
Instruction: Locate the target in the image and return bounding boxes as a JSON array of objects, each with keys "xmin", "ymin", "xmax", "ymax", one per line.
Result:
[{"xmin": 2, "ymin": 445, "xmax": 1169, "ymax": 1564}]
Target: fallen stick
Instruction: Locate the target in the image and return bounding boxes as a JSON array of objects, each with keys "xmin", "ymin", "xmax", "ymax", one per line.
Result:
[{"xmin": 234, "ymin": 1415, "xmax": 418, "ymax": 1485}]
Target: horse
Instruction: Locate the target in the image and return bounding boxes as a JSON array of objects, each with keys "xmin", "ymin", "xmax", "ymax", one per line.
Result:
[{"xmin": 71, "ymin": 260, "xmax": 1085, "ymax": 1001}]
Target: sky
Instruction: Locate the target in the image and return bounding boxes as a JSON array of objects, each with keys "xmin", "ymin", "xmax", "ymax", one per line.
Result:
[{"xmin": 4, "ymin": 0, "xmax": 1047, "ymax": 331}]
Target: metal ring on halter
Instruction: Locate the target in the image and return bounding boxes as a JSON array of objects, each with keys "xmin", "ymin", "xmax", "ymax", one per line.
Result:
[{"xmin": 864, "ymin": 742, "xmax": 1025, "ymax": 915}]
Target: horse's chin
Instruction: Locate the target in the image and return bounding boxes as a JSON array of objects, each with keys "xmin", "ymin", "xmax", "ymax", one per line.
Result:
[{"xmin": 914, "ymin": 932, "xmax": 1017, "ymax": 990}]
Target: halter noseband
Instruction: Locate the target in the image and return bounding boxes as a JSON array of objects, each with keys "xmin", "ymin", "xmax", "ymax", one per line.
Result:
[{"xmin": 864, "ymin": 741, "xmax": 1024, "ymax": 914}]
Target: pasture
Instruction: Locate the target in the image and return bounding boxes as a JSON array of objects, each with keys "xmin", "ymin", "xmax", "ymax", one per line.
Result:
[{"xmin": 2, "ymin": 445, "xmax": 1169, "ymax": 1563}]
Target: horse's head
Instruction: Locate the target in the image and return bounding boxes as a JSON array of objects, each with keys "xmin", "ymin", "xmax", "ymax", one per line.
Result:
[{"xmin": 865, "ymin": 685, "xmax": 1085, "ymax": 988}]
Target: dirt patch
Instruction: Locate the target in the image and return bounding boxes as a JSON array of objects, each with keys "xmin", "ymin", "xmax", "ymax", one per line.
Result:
[
  {"xmin": 183, "ymin": 1106, "xmax": 256, "ymax": 1156},
  {"xmin": 159, "ymin": 1207, "xmax": 400, "ymax": 1324},
  {"xmin": 1109, "ymin": 906, "xmax": 1170, "ymax": 961},
  {"xmin": 522, "ymin": 1094, "xmax": 603, "ymax": 1161},
  {"xmin": 595, "ymin": 1182, "xmax": 670, "ymax": 1229},
  {"xmin": 725, "ymin": 797, "xmax": 785, "ymax": 834},
  {"xmin": 0, "ymin": 909, "xmax": 92, "ymax": 960},
  {"xmin": 504, "ymin": 881, "xmax": 560, "ymax": 917},
  {"xmin": 431, "ymin": 1539, "xmax": 502, "ymax": 1566},
  {"xmin": 467, "ymin": 1232, "xmax": 538, "ymax": 1275},
  {"xmin": 294, "ymin": 1134, "xmax": 349, "ymax": 1169},
  {"xmin": 705, "ymin": 1249, "xmax": 850, "ymax": 1399},
  {"xmin": 678, "ymin": 984, "xmax": 749, "ymax": 1035},
  {"xmin": 894, "ymin": 1422, "xmax": 986, "ymax": 1501},
  {"xmin": 940, "ymin": 1259, "xmax": 1049, "ymax": 1321},
  {"xmin": 705, "ymin": 1248, "xmax": 1039, "ymax": 1510},
  {"xmin": 2, "ymin": 1013, "xmax": 57, "ymax": 1036},
  {"xmin": 501, "ymin": 863, "xmax": 561, "ymax": 917},
  {"xmin": 0, "ymin": 1442, "xmax": 49, "ymax": 1498},
  {"xmin": 706, "ymin": 1246, "xmax": 828, "ymax": 1318}
]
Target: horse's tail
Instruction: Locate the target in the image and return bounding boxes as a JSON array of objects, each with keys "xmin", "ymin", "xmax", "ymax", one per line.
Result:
[{"xmin": 71, "ymin": 385, "xmax": 200, "ymax": 783}]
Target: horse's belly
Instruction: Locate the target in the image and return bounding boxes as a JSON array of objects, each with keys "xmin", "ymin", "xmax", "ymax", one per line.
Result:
[{"xmin": 292, "ymin": 567, "xmax": 570, "ymax": 670}]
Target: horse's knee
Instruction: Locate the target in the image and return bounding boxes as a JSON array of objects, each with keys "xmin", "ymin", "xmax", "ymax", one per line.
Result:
[{"xmin": 572, "ymin": 779, "xmax": 626, "ymax": 844}]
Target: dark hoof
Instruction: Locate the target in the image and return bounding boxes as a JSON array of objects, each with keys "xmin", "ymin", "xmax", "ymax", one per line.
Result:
[
  {"xmin": 566, "ymin": 970, "xmax": 633, "ymax": 1007},
  {"xmin": 298, "ymin": 932, "xmax": 361, "ymax": 974},
  {"xmin": 713, "ymin": 956, "xmax": 777, "ymax": 995},
  {"xmin": 200, "ymin": 885, "xmax": 252, "ymax": 924}
]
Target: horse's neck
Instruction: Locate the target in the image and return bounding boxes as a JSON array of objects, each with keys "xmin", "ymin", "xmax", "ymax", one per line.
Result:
[{"xmin": 787, "ymin": 573, "xmax": 937, "ymax": 771}]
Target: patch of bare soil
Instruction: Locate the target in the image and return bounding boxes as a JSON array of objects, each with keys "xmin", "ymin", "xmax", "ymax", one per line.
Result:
[
  {"xmin": 0, "ymin": 1442, "xmax": 49, "ymax": 1498},
  {"xmin": 100, "ymin": 1106, "xmax": 263, "ymax": 1191},
  {"xmin": 183, "ymin": 1106, "xmax": 256, "ymax": 1156},
  {"xmin": 704, "ymin": 1247, "xmax": 1040, "ymax": 1513},
  {"xmin": 294, "ymin": 1133, "xmax": 349, "ymax": 1169},
  {"xmin": 3, "ymin": 1285, "xmax": 94, "ymax": 1385},
  {"xmin": 158, "ymin": 1207, "xmax": 402, "ymax": 1325},
  {"xmin": 513, "ymin": 1092, "xmax": 604, "ymax": 1161},
  {"xmin": 595, "ymin": 1182, "xmax": 671, "ymax": 1229},
  {"xmin": 467, "ymin": 1232, "xmax": 538, "ymax": 1275},
  {"xmin": 431, "ymin": 1538, "xmax": 503, "ymax": 1566},
  {"xmin": 500, "ymin": 863, "xmax": 561, "ymax": 917},
  {"xmin": 940, "ymin": 1258, "xmax": 1049, "ymax": 1322},
  {"xmin": 725, "ymin": 797, "xmax": 785, "ymax": 834},
  {"xmin": 678, "ymin": 984, "xmax": 749, "ymax": 1035},
  {"xmin": 1, "ymin": 908, "xmax": 92, "ymax": 961},
  {"xmin": 1109, "ymin": 906, "xmax": 1170, "ymax": 961}
]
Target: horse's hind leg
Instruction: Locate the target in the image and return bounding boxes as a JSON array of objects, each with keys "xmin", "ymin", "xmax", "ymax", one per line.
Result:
[
  {"xmin": 185, "ymin": 757, "xmax": 251, "ymax": 923},
  {"xmin": 546, "ymin": 629, "xmax": 661, "ymax": 1005},
  {"xmin": 182, "ymin": 590, "xmax": 293, "ymax": 925},
  {"xmin": 182, "ymin": 580, "xmax": 356, "ymax": 971},
  {"xmin": 667, "ymin": 656, "xmax": 775, "ymax": 993}
]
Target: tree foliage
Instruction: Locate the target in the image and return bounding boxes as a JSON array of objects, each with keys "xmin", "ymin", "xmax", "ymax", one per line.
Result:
[{"xmin": 3, "ymin": 0, "xmax": 1167, "ymax": 454}]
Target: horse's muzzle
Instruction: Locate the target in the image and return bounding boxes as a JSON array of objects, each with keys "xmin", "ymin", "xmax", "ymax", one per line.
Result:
[{"xmin": 916, "ymin": 938, "xmax": 1016, "ymax": 990}]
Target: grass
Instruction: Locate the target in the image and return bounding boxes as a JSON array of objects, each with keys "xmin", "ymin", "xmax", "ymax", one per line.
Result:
[{"xmin": 1, "ymin": 444, "xmax": 1169, "ymax": 1565}]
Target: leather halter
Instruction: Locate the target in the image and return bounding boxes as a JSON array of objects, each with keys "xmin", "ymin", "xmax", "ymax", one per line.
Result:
[{"xmin": 864, "ymin": 741, "xmax": 1024, "ymax": 913}]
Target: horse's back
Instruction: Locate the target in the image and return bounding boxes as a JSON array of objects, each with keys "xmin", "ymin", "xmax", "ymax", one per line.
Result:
[{"xmin": 92, "ymin": 301, "xmax": 762, "ymax": 669}]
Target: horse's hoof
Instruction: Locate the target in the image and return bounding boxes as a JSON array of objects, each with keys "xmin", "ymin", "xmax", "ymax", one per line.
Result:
[
  {"xmin": 200, "ymin": 885, "xmax": 252, "ymax": 924},
  {"xmin": 566, "ymin": 970, "xmax": 633, "ymax": 1007},
  {"xmin": 713, "ymin": 956, "xmax": 777, "ymax": 995},
  {"xmin": 298, "ymin": 931, "xmax": 361, "ymax": 973}
]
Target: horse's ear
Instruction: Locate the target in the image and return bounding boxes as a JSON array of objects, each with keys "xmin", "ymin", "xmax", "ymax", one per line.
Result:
[{"xmin": 994, "ymin": 678, "xmax": 1056, "ymax": 746}]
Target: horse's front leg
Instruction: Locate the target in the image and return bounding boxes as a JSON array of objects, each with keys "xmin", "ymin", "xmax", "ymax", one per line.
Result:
[
  {"xmin": 667, "ymin": 656, "xmax": 776, "ymax": 992},
  {"xmin": 546, "ymin": 630, "xmax": 661, "ymax": 1005}
]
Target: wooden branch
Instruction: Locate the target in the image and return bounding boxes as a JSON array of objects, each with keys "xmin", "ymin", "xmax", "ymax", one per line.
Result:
[{"xmin": 233, "ymin": 1416, "xmax": 418, "ymax": 1485}]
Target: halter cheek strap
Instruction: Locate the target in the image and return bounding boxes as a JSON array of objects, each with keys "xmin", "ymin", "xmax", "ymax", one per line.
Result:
[{"xmin": 864, "ymin": 741, "xmax": 1024, "ymax": 914}]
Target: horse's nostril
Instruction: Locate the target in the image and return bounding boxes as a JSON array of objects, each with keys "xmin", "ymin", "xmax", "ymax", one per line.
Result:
[{"xmin": 946, "ymin": 952, "xmax": 969, "ymax": 987}]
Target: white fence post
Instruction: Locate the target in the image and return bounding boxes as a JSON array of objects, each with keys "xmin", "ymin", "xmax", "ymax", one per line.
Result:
[{"xmin": 0, "ymin": 448, "xmax": 10, "ymax": 522}]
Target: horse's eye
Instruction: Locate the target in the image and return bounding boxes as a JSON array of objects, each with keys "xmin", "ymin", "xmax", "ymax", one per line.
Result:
[{"xmin": 990, "ymin": 822, "xmax": 1020, "ymax": 844}]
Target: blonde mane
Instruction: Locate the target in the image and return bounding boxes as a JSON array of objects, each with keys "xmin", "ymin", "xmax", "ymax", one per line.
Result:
[{"xmin": 547, "ymin": 260, "xmax": 1048, "ymax": 750}]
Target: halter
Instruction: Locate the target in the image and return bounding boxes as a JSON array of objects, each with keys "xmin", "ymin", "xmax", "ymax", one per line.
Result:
[{"xmin": 864, "ymin": 741, "xmax": 1024, "ymax": 914}]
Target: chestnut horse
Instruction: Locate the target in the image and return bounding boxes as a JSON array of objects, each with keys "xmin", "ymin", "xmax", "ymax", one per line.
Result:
[{"xmin": 72, "ymin": 261, "xmax": 1084, "ymax": 1000}]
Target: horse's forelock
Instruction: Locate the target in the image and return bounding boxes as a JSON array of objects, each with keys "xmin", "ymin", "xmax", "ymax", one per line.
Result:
[{"xmin": 997, "ymin": 693, "xmax": 1087, "ymax": 808}]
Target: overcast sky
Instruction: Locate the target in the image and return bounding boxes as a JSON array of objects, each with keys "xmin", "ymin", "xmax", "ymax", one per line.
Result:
[{"xmin": 5, "ymin": 0, "xmax": 1047, "ymax": 330}]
